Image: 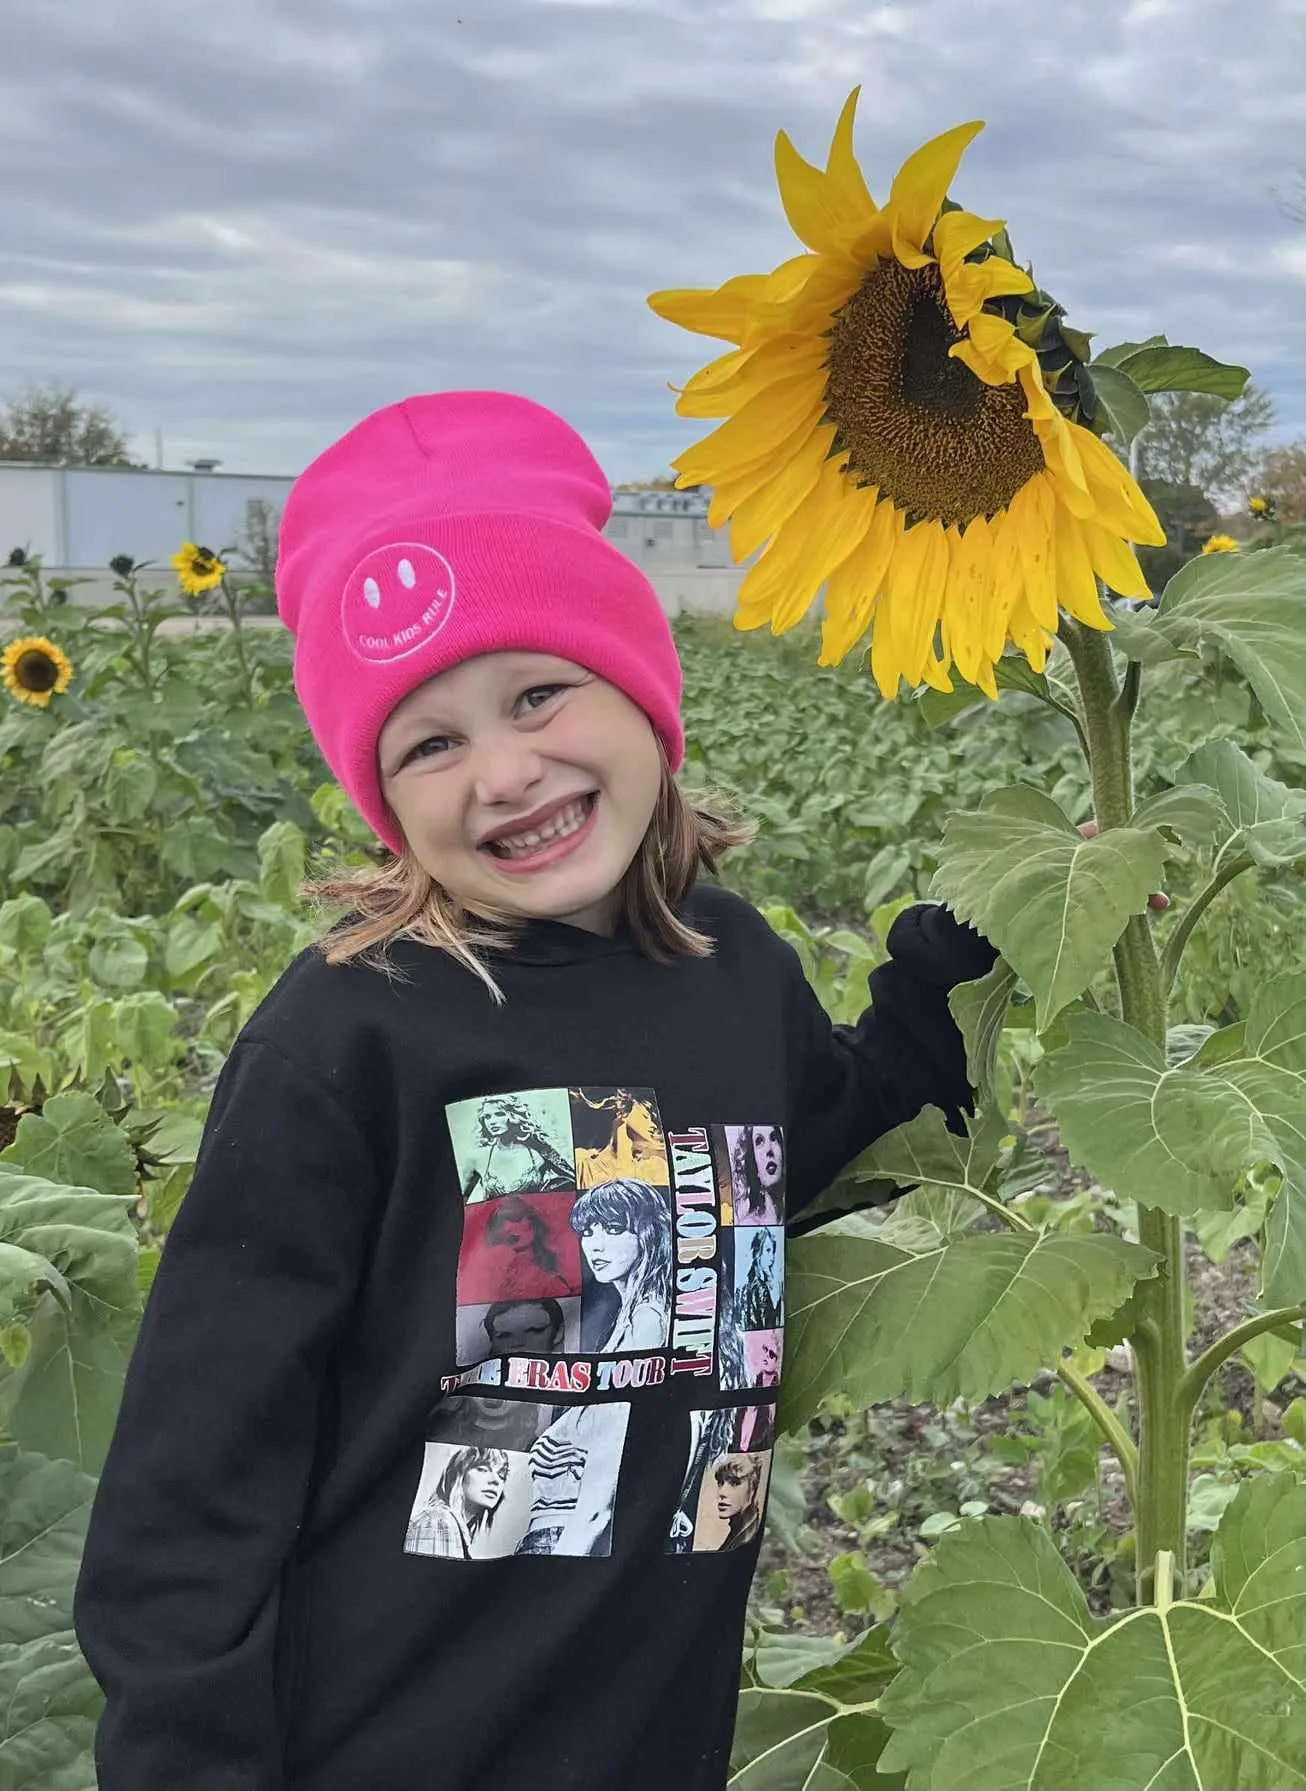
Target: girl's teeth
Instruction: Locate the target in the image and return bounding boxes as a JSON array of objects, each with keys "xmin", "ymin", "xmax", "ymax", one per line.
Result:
[{"xmin": 495, "ymin": 799, "xmax": 589, "ymax": 857}]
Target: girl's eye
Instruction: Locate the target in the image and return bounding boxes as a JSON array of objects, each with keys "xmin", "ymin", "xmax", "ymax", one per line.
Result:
[
  {"xmin": 519, "ymin": 683, "xmax": 566, "ymax": 714},
  {"xmin": 404, "ymin": 735, "xmax": 456, "ymax": 766}
]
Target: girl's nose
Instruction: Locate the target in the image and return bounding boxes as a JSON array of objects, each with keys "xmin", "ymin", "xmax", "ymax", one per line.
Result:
[{"xmin": 471, "ymin": 731, "xmax": 544, "ymax": 808}]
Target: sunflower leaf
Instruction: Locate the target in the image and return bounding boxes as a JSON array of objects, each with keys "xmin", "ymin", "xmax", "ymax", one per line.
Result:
[
  {"xmin": 1101, "ymin": 341, "xmax": 1250, "ymax": 399},
  {"xmin": 1173, "ymin": 739, "xmax": 1306, "ymax": 867},
  {"xmin": 783, "ymin": 1110, "xmax": 1154, "ymax": 1424},
  {"xmin": 731, "ymin": 1629, "xmax": 903, "ymax": 1788},
  {"xmin": 948, "ymin": 959, "xmax": 1020, "ymax": 1099},
  {"xmin": 1093, "ymin": 335, "xmax": 1167, "ymax": 368},
  {"xmin": 929, "ymin": 785, "xmax": 1174, "ymax": 1028},
  {"xmin": 1113, "ymin": 547, "xmax": 1306, "ymax": 749},
  {"xmin": 0, "ymin": 1091, "xmax": 136, "ymax": 1201},
  {"xmin": 1034, "ymin": 974, "xmax": 1305, "ymax": 1288},
  {"xmin": 877, "ymin": 1503, "xmax": 1306, "ymax": 1790},
  {"xmin": 0, "ymin": 1449, "xmax": 98, "ymax": 1646},
  {"xmin": 0, "ymin": 1630, "xmax": 102, "ymax": 1791},
  {"xmin": 1087, "ymin": 363, "xmax": 1151, "ymax": 444},
  {"xmin": 0, "ymin": 1167, "xmax": 141, "ymax": 1472}
]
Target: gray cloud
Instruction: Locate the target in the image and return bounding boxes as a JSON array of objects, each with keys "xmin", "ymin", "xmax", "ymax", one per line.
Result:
[{"xmin": 2, "ymin": 0, "xmax": 1301, "ymax": 480}]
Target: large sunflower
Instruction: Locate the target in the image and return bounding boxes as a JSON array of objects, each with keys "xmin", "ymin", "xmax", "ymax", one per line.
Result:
[
  {"xmin": 2, "ymin": 636, "xmax": 74, "ymax": 708},
  {"xmin": 648, "ymin": 91, "xmax": 1165, "ymax": 698}
]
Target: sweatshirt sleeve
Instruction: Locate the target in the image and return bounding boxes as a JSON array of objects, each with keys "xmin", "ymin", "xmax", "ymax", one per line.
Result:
[
  {"xmin": 74, "ymin": 1035, "xmax": 381, "ymax": 1791},
  {"xmin": 785, "ymin": 904, "xmax": 998, "ymax": 1232}
]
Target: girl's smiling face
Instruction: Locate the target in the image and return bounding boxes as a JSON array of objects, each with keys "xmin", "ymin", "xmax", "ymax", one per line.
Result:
[
  {"xmin": 377, "ymin": 652, "xmax": 663, "ymax": 935},
  {"xmin": 580, "ymin": 1221, "xmax": 639, "ymax": 1284}
]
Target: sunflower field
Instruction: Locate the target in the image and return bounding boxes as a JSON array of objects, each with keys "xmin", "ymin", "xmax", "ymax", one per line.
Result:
[{"xmin": 2, "ymin": 96, "xmax": 1306, "ymax": 1791}]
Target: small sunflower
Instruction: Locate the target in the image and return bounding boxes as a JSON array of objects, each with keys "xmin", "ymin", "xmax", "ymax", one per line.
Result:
[
  {"xmin": 2, "ymin": 636, "xmax": 74, "ymax": 708},
  {"xmin": 648, "ymin": 90, "xmax": 1165, "ymax": 698},
  {"xmin": 1201, "ymin": 534, "xmax": 1240, "ymax": 555},
  {"xmin": 172, "ymin": 541, "xmax": 226, "ymax": 596},
  {"xmin": 1248, "ymin": 494, "xmax": 1276, "ymax": 522}
]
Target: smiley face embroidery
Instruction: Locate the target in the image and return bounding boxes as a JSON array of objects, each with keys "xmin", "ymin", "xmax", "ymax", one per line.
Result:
[{"xmin": 341, "ymin": 542, "xmax": 456, "ymax": 662}]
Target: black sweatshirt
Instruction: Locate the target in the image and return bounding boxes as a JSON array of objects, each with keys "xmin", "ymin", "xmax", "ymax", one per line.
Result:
[{"xmin": 75, "ymin": 886, "xmax": 995, "ymax": 1791}]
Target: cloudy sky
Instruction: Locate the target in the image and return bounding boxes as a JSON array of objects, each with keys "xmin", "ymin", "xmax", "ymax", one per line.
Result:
[{"xmin": 2, "ymin": 0, "xmax": 1302, "ymax": 482}]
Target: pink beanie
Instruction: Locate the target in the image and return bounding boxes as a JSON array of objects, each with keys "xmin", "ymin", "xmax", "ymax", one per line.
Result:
[{"xmin": 276, "ymin": 391, "xmax": 684, "ymax": 853}]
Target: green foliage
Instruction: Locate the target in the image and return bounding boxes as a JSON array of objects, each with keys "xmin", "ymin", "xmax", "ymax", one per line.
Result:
[
  {"xmin": 1036, "ymin": 973, "xmax": 1304, "ymax": 1304},
  {"xmin": 1112, "ymin": 546, "xmax": 1305, "ymax": 749},
  {"xmin": 876, "ymin": 1483, "xmax": 1306, "ymax": 1789},
  {"xmin": 740, "ymin": 542, "xmax": 1306, "ymax": 1785},
  {"xmin": 7, "ymin": 532, "xmax": 1306, "ymax": 1788},
  {"xmin": 730, "ymin": 1628, "xmax": 902, "ymax": 1788},
  {"xmin": 930, "ymin": 786, "xmax": 1173, "ymax": 1028}
]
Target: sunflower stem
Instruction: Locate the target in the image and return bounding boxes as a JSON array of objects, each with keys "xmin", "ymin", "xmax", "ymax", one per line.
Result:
[
  {"xmin": 219, "ymin": 577, "xmax": 257, "ymax": 707},
  {"xmin": 1059, "ymin": 616, "xmax": 1187, "ymax": 1602},
  {"xmin": 1056, "ymin": 1356, "xmax": 1139, "ymax": 1508},
  {"xmin": 1159, "ymin": 852, "xmax": 1254, "ymax": 994}
]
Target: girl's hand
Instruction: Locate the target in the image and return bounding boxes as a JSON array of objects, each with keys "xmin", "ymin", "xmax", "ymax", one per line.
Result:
[{"xmin": 1078, "ymin": 820, "xmax": 1170, "ymax": 911}]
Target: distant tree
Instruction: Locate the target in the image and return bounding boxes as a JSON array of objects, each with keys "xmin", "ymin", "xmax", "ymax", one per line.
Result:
[
  {"xmin": 232, "ymin": 498, "xmax": 282, "ymax": 584},
  {"xmin": 1136, "ymin": 385, "xmax": 1276, "ymax": 507},
  {"xmin": 0, "ymin": 386, "xmax": 139, "ymax": 466},
  {"xmin": 1135, "ymin": 480, "xmax": 1222, "ymax": 591},
  {"xmin": 1254, "ymin": 438, "xmax": 1306, "ymax": 525}
]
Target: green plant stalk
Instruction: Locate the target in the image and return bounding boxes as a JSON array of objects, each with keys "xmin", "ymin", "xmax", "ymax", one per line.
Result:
[
  {"xmin": 975, "ymin": 1183, "xmax": 1139, "ymax": 1496},
  {"xmin": 1056, "ymin": 1357, "xmax": 1139, "ymax": 1507},
  {"xmin": 1176, "ymin": 1303, "xmax": 1306, "ymax": 1413},
  {"xmin": 1159, "ymin": 852, "xmax": 1254, "ymax": 993},
  {"xmin": 1062, "ymin": 617, "xmax": 1188, "ymax": 1597},
  {"xmin": 218, "ymin": 577, "xmax": 257, "ymax": 707},
  {"xmin": 120, "ymin": 572, "xmax": 157, "ymax": 697}
]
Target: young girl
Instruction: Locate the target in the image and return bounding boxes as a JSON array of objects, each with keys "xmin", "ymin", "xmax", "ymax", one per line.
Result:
[{"xmin": 74, "ymin": 390, "xmax": 997, "ymax": 1791}]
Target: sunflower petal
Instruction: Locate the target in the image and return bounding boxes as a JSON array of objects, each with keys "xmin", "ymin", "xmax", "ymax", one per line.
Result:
[
  {"xmin": 946, "ymin": 259, "xmax": 1034, "ymax": 332},
  {"xmin": 940, "ymin": 517, "xmax": 992, "ymax": 687},
  {"xmin": 933, "ymin": 209, "xmax": 1005, "ymax": 275},
  {"xmin": 879, "ymin": 518, "xmax": 947, "ymax": 688},
  {"xmin": 1081, "ymin": 519, "xmax": 1152, "ymax": 600},
  {"xmin": 648, "ymin": 273, "xmax": 769, "ymax": 344},
  {"xmin": 730, "ymin": 427, "xmax": 834, "ymax": 562},
  {"xmin": 678, "ymin": 345, "xmax": 752, "ymax": 396},
  {"xmin": 732, "ymin": 457, "xmax": 850, "ymax": 627},
  {"xmin": 958, "ymin": 310, "xmax": 1032, "ymax": 381},
  {"xmin": 885, "ymin": 121, "xmax": 985, "ymax": 264},
  {"xmin": 675, "ymin": 335, "xmax": 827, "ymax": 419},
  {"xmin": 749, "ymin": 254, "xmax": 861, "ymax": 342},
  {"xmin": 818, "ymin": 498, "xmax": 902, "ymax": 664},
  {"xmin": 1011, "ymin": 474, "xmax": 1058, "ymax": 631},
  {"xmin": 984, "ymin": 505, "xmax": 1026, "ymax": 664},
  {"xmin": 825, "ymin": 88, "xmax": 879, "ymax": 231},
  {"xmin": 774, "ymin": 98, "xmax": 876, "ymax": 260},
  {"xmin": 671, "ymin": 376, "xmax": 824, "ymax": 486},
  {"xmin": 1071, "ymin": 426, "xmax": 1167, "ymax": 545},
  {"xmin": 710, "ymin": 417, "xmax": 825, "ymax": 545},
  {"xmin": 769, "ymin": 462, "xmax": 879, "ymax": 633},
  {"xmin": 1052, "ymin": 505, "xmax": 1113, "ymax": 630},
  {"xmin": 1006, "ymin": 592, "xmax": 1054, "ymax": 674}
]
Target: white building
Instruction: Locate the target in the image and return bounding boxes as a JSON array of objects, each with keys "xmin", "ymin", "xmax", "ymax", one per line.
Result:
[{"xmin": 0, "ymin": 463, "xmax": 740, "ymax": 615}]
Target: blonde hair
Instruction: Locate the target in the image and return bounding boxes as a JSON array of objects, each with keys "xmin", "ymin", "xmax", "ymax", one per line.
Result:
[{"xmin": 300, "ymin": 753, "xmax": 754, "ymax": 1000}]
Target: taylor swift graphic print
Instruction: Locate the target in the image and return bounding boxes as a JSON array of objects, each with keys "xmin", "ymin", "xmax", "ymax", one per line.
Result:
[
  {"xmin": 406, "ymin": 1398, "xmax": 632, "ymax": 1559},
  {"xmin": 429, "ymin": 1089, "xmax": 786, "ymax": 1566},
  {"xmin": 449, "ymin": 1090, "xmax": 575, "ymax": 1202},
  {"xmin": 666, "ymin": 1404, "xmax": 775, "ymax": 1554},
  {"xmin": 451, "ymin": 1088, "xmax": 674, "ymax": 1365},
  {"xmin": 571, "ymin": 1178, "xmax": 673, "ymax": 1353}
]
